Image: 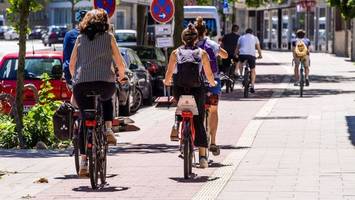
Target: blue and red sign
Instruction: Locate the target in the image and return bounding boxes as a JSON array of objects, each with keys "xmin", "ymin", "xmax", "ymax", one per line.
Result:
[
  {"xmin": 94, "ymin": 0, "xmax": 116, "ymax": 18},
  {"xmin": 150, "ymin": 0, "xmax": 175, "ymax": 24}
]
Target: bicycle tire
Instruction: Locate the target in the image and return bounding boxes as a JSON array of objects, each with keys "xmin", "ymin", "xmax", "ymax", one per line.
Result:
[
  {"xmin": 98, "ymin": 127, "xmax": 107, "ymax": 184},
  {"xmin": 73, "ymin": 126, "xmax": 80, "ymax": 175},
  {"xmin": 300, "ymin": 66, "xmax": 304, "ymax": 97},
  {"xmin": 88, "ymin": 129, "xmax": 99, "ymax": 189},
  {"xmin": 183, "ymin": 121, "xmax": 191, "ymax": 179}
]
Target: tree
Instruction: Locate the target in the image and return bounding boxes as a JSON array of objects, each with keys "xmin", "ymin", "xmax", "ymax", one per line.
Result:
[
  {"xmin": 174, "ymin": 0, "xmax": 184, "ymax": 48},
  {"xmin": 7, "ymin": 0, "xmax": 42, "ymax": 148},
  {"xmin": 328, "ymin": 0, "xmax": 355, "ymax": 58}
]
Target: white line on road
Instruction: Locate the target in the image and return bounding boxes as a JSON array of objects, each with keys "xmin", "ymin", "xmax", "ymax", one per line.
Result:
[{"xmin": 192, "ymin": 54, "xmax": 293, "ymax": 200}]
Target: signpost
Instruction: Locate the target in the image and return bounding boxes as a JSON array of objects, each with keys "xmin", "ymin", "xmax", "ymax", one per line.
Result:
[{"xmin": 93, "ymin": 0, "xmax": 116, "ymax": 18}]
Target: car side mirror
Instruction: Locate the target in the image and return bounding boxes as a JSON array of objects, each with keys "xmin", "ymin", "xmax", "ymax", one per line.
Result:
[
  {"xmin": 51, "ymin": 65, "xmax": 63, "ymax": 79},
  {"xmin": 129, "ymin": 63, "xmax": 138, "ymax": 70}
]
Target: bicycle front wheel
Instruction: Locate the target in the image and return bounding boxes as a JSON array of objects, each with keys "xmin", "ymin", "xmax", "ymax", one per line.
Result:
[{"xmin": 98, "ymin": 130, "xmax": 107, "ymax": 184}]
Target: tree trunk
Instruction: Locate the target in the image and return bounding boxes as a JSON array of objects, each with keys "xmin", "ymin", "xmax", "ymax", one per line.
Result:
[
  {"xmin": 16, "ymin": 0, "xmax": 30, "ymax": 149},
  {"xmin": 345, "ymin": 19, "xmax": 350, "ymax": 57},
  {"xmin": 351, "ymin": 19, "xmax": 355, "ymax": 61},
  {"xmin": 173, "ymin": 0, "xmax": 184, "ymax": 48},
  {"xmin": 136, "ymin": 5, "xmax": 147, "ymax": 46},
  {"xmin": 71, "ymin": 0, "xmax": 76, "ymax": 29}
]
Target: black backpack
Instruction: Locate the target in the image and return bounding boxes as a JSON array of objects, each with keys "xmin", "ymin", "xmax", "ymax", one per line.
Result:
[
  {"xmin": 175, "ymin": 47, "xmax": 202, "ymax": 88},
  {"xmin": 53, "ymin": 102, "xmax": 76, "ymax": 140}
]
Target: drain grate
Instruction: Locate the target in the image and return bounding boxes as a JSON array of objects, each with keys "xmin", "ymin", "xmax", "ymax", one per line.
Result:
[{"xmin": 253, "ymin": 116, "xmax": 308, "ymax": 120}]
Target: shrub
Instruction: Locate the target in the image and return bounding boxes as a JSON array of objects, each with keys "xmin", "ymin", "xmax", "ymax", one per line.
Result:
[{"xmin": 0, "ymin": 114, "xmax": 17, "ymax": 148}]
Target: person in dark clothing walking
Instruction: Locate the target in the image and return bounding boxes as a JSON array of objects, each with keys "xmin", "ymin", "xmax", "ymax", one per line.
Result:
[{"xmin": 221, "ymin": 24, "xmax": 240, "ymax": 75}]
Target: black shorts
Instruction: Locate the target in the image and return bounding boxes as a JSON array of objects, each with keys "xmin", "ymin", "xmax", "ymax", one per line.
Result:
[{"xmin": 238, "ymin": 55, "xmax": 256, "ymax": 69}]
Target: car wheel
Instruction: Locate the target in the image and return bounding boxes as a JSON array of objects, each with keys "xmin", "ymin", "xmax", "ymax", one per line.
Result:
[
  {"xmin": 119, "ymin": 91, "xmax": 131, "ymax": 116},
  {"xmin": 130, "ymin": 88, "xmax": 142, "ymax": 113},
  {"xmin": 143, "ymin": 83, "xmax": 153, "ymax": 106}
]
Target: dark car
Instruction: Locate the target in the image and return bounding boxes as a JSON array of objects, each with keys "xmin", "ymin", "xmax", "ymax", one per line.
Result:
[
  {"xmin": 0, "ymin": 26, "xmax": 10, "ymax": 39},
  {"xmin": 29, "ymin": 26, "xmax": 47, "ymax": 40},
  {"xmin": 42, "ymin": 26, "xmax": 68, "ymax": 46},
  {"xmin": 120, "ymin": 47, "xmax": 153, "ymax": 106},
  {"xmin": 127, "ymin": 46, "xmax": 166, "ymax": 97}
]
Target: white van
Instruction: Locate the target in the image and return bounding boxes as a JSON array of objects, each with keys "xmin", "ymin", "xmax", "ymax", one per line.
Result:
[{"xmin": 183, "ymin": 6, "xmax": 222, "ymax": 42}]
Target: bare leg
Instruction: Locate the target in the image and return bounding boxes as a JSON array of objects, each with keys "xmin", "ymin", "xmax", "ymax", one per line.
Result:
[
  {"xmin": 294, "ymin": 65, "xmax": 299, "ymax": 81},
  {"xmin": 208, "ymin": 105, "xmax": 218, "ymax": 145},
  {"xmin": 305, "ymin": 67, "xmax": 310, "ymax": 79},
  {"xmin": 105, "ymin": 121, "xmax": 112, "ymax": 129},
  {"xmin": 251, "ymin": 68, "xmax": 256, "ymax": 85},
  {"xmin": 199, "ymin": 147, "xmax": 206, "ymax": 157}
]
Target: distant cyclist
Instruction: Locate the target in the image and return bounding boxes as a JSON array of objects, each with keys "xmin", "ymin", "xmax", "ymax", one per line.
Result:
[
  {"xmin": 164, "ymin": 24, "xmax": 216, "ymax": 168},
  {"xmin": 195, "ymin": 16, "xmax": 228, "ymax": 156},
  {"xmin": 292, "ymin": 29, "xmax": 311, "ymax": 86},
  {"xmin": 221, "ymin": 24, "xmax": 240, "ymax": 75},
  {"xmin": 235, "ymin": 28, "xmax": 262, "ymax": 93},
  {"xmin": 69, "ymin": 9, "xmax": 126, "ymax": 176}
]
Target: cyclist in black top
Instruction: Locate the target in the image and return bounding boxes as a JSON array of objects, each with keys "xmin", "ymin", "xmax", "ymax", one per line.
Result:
[{"xmin": 221, "ymin": 25, "xmax": 240, "ymax": 75}]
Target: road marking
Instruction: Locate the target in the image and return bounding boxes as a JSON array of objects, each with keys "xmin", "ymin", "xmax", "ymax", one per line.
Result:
[{"xmin": 192, "ymin": 54, "xmax": 292, "ymax": 200}]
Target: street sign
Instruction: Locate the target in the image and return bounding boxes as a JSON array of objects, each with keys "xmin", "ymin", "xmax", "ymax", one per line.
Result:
[
  {"xmin": 94, "ymin": 0, "xmax": 116, "ymax": 18},
  {"xmin": 155, "ymin": 24, "xmax": 172, "ymax": 36},
  {"xmin": 156, "ymin": 37, "xmax": 174, "ymax": 48},
  {"xmin": 223, "ymin": 0, "xmax": 231, "ymax": 14},
  {"xmin": 150, "ymin": 0, "xmax": 175, "ymax": 24}
]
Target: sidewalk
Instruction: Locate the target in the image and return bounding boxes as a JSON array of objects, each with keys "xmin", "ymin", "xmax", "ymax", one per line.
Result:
[{"xmin": 215, "ymin": 52, "xmax": 355, "ymax": 200}]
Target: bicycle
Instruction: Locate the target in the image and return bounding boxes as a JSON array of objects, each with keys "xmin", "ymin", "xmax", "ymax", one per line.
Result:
[
  {"xmin": 82, "ymin": 92, "xmax": 108, "ymax": 189},
  {"xmin": 220, "ymin": 59, "xmax": 236, "ymax": 93},
  {"xmin": 175, "ymin": 95, "xmax": 199, "ymax": 179},
  {"xmin": 240, "ymin": 61, "xmax": 251, "ymax": 98},
  {"xmin": 298, "ymin": 58, "xmax": 306, "ymax": 97}
]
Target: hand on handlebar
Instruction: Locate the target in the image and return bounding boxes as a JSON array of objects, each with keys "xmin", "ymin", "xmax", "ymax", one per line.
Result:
[
  {"xmin": 163, "ymin": 79, "xmax": 173, "ymax": 86},
  {"xmin": 118, "ymin": 77, "xmax": 128, "ymax": 84}
]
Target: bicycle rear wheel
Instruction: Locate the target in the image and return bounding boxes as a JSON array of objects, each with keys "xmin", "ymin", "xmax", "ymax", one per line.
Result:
[
  {"xmin": 183, "ymin": 121, "xmax": 192, "ymax": 179},
  {"xmin": 88, "ymin": 129, "xmax": 99, "ymax": 189},
  {"xmin": 243, "ymin": 70, "xmax": 250, "ymax": 98},
  {"xmin": 73, "ymin": 125, "xmax": 80, "ymax": 175},
  {"xmin": 300, "ymin": 67, "xmax": 304, "ymax": 97}
]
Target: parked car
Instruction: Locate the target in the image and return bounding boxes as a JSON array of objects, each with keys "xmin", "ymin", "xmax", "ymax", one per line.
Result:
[
  {"xmin": 29, "ymin": 26, "xmax": 47, "ymax": 40},
  {"xmin": 42, "ymin": 26, "xmax": 68, "ymax": 46},
  {"xmin": 4, "ymin": 27, "xmax": 19, "ymax": 40},
  {"xmin": 127, "ymin": 46, "xmax": 167, "ymax": 97},
  {"xmin": 120, "ymin": 47, "xmax": 153, "ymax": 106},
  {"xmin": 0, "ymin": 51, "xmax": 71, "ymax": 111},
  {"xmin": 115, "ymin": 30, "xmax": 137, "ymax": 46},
  {"xmin": 0, "ymin": 26, "xmax": 10, "ymax": 39}
]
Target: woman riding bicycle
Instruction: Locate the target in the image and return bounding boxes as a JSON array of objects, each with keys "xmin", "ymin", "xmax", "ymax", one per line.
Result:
[
  {"xmin": 69, "ymin": 9, "xmax": 126, "ymax": 176},
  {"xmin": 164, "ymin": 24, "xmax": 216, "ymax": 168},
  {"xmin": 195, "ymin": 16, "xmax": 228, "ymax": 156}
]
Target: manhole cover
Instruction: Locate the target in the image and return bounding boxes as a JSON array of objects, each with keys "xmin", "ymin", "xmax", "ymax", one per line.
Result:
[{"xmin": 253, "ymin": 116, "xmax": 308, "ymax": 120}]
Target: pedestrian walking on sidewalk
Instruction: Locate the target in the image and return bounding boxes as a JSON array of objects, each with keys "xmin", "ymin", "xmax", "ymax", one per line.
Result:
[
  {"xmin": 195, "ymin": 16, "xmax": 228, "ymax": 156},
  {"xmin": 69, "ymin": 8, "xmax": 126, "ymax": 177},
  {"xmin": 164, "ymin": 23, "xmax": 216, "ymax": 168}
]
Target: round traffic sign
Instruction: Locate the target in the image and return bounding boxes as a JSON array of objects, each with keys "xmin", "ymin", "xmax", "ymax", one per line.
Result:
[
  {"xmin": 94, "ymin": 0, "xmax": 116, "ymax": 18},
  {"xmin": 150, "ymin": 0, "xmax": 175, "ymax": 24}
]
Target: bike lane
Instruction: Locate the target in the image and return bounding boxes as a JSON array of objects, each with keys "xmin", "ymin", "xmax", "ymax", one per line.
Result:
[{"xmin": 0, "ymin": 51, "xmax": 289, "ymax": 200}]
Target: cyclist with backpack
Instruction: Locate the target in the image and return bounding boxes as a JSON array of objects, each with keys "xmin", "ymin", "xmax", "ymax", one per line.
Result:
[
  {"xmin": 292, "ymin": 29, "xmax": 311, "ymax": 86},
  {"xmin": 164, "ymin": 24, "xmax": 217, "ymax": 168},
  {"xmin": 195, "ymin": 16, "xmax": 228, "ymax": 156}
]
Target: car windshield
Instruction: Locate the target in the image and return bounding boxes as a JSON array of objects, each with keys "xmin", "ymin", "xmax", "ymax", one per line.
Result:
[
  {"xmin": 132, "ymin": 48, "xmax": 156, "ymax": 60},
  {"xmin": 51, "ymin": 27, "xmax": 66, "ymax": 32},
  {"xmin": 115, "ymin": 32, "xmax": 136, "ymax": 43},
  {"xmin": 0, "ymin": 58, "xmax": 62, "ymax": 80},
  {"xmin": 184, "ymin": 18, "xmax": 217, "ymax": 37}
]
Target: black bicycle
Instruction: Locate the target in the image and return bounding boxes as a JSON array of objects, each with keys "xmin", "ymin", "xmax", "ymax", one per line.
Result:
[
  {"xmin": 242, "ymin": 62, "xmax": 251, "ymax": 98},
  {"xmin": 299, "ymin": 59, "xmax": 306, "ymax": 97},
  {"xmin": 220, "ymin": 60, "xmax": 236, "ymax": 93},
  {"xmin": 82, "ymin": 93, "xmax": 108, "ymax": 189}
]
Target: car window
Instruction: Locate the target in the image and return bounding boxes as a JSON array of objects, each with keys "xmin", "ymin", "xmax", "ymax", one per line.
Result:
[
  {"xmin": 115, "ymin": 32, "xmax": 137, "ymax": 43},
  {"xmin": 0, "ymin": 58, "xmax": 62, "ymax": 80},
  {"xmin": 155, "ymin": 48, "xmax": 166, "ymax": 63}
]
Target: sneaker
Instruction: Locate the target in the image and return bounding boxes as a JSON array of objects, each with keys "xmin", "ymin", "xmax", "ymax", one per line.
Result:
[
  {"xmin": 294, "ymin": 82, "xmax": 299, "ymax": 86},
  {"xmin": 305, "ymin": 79, "xmax": 310, "ymax": 86},
  {"xmin": 170, "ymin": 122, "xmax": 179, "ymax": 141},
  {"xmin": 199, "ymin": 156, "xmax": 208, "ymax": 168},
  {"xmin": 79, "ymin": 160, "xmax": 88, "ymax": 177},
  {"xmin": 106, "ymin": 128, "xmax": 117, "ymax": 146},
  {"xmin": 250, "ymin": 86, "xmax": 255, "ymax": 93},
  {"xmin": 209, "ymin": 144, "xmax": 220, "ymax": 156}
]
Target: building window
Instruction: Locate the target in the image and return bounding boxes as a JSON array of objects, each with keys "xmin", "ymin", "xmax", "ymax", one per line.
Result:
[{"xmin": 116, "ymin": 11, "xmax": 125, "ymax": 29}]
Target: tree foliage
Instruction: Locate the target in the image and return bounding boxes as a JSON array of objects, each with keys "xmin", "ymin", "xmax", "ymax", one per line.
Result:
[{"xmin": 328, "ymin": 0, "xmax": 355, "ymax": 19}]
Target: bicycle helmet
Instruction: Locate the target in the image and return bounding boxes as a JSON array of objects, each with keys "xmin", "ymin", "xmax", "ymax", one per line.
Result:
[{"xmin": 75, "ymin": 10, "xmax": 88, "ymax": 22}]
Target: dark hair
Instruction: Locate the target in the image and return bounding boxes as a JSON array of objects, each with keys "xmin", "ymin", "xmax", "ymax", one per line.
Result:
[
  {"xmin": 181, "ymin": 23, "xmax": 198, "ymax": 47},
  {"xmin": 195, "ymin": 16, "xmax": 206, "ymax": 38},
  {"xmin": 245, "ymin": 28, "xmax": 253, "ymax": 34},
  {"xmin": 232, "ymin": 24, "xmax": 239, "ymax": 32},
  {"xmin": 79, "ymin": 9, "xmax": 109, "ymax": 41},
  {"xmin": 296, "ymin": 29, "xmax": 305, "ymax": 38}
]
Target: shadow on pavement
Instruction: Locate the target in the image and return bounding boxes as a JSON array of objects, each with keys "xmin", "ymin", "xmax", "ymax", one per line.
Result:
[
  {"xmin": 346, "ymin": 116, "xmax": 355, "ymax": 145},
  {"xmin": 169, "ymin": 175, "xmax": 219, "ymax": 183},
  {"xmin": 208, "ymin": 162, "xmax": 232, "ymax": 168},
  {"xmin": 109, "ymin": 143, "xmax": 179, "ymax": 154},
  {"xmin": 72, "ymin": 186, "xmax": 129, "ymax": 192},
  {"xmin": 54, "ymin": 174, "xmax": 118, "ymax": 180},
  {"xmin": 282, "ymin": 89, "xmax": 355, "ymax": 98},
  {"xmin": 256, "ymin": 74, "xmax": 355, "ymax": 84},
  {"xmin": 0, "ymin": 149, "xmax": 70, "ymax": 158}
]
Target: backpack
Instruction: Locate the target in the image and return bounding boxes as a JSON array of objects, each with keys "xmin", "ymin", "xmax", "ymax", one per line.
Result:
[
  {"xmin": 174, "ymin": 47, "xmax": 202, "ymax": 88},
  {"xmin": 294, "ymin": 39, "xmax": 308, "ymax": 58},
  {"xmin": 198, "ymin": 39, "xmax": 218, "ymax": 74},
  {"xmin": 53, "ymin": 102, "xmax": 76, "ymax": 140}
]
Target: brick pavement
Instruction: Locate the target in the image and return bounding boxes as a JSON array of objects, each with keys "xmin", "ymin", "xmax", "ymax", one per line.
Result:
[
  {"xmin": 216, "ymin": 53, "xmax": 355, "ymax": 200},
  {"xmin": 0, "ymin": 51, "xmax": 289, "ymax": 200}
]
